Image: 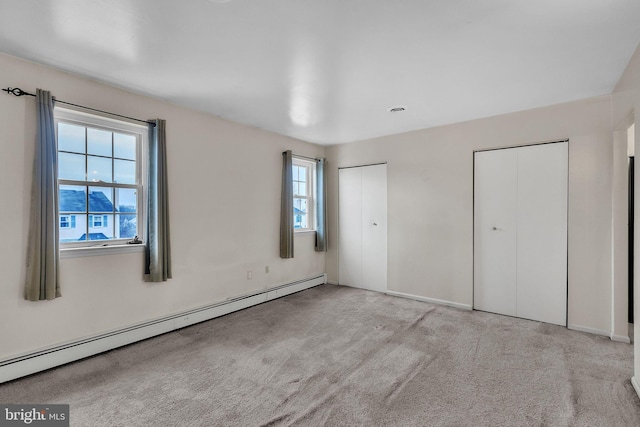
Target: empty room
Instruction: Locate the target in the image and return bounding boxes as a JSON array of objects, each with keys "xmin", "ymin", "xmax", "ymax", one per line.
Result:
[{"xmin": 2, "ymin": 0, "xmax": 640, "ymax": 425}]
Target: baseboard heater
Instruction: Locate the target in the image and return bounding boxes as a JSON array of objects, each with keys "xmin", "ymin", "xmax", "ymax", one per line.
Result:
[{"xmin": 0, "ymin": 274, "xmax": 326, "ymax": 384}]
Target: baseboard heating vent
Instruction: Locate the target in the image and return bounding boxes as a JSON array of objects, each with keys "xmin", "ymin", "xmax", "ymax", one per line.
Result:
[{"xmin": 0, "ymin": 274, "xmax": 326, "ymax": 384}]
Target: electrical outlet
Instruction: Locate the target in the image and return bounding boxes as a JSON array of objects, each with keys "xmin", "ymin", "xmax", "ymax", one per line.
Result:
[
  {"xmin": 265, "ymin": 266, "xmax": 269, "ymax": 274},
  {"xmin": 247, "ymin": 270, "xmax": 253, "ymax": 280}
]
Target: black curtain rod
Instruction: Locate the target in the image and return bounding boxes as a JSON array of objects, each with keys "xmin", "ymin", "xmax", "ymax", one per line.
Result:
[
  {"xmin": 2, "ymin": 87, "xmax": 156, "ymax": 127},
  {"xmin": 293, "ymin": 153, "xmax": 322, "ymax": 162}
]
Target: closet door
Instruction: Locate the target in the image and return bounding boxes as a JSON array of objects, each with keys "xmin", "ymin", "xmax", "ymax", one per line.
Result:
[
  {"xmin": 516, "ymin": 142, "xmax": 568, "ymax": 326},
  {"xmin": 361, "ymin": 165, "xmax": 387, "ymax": 292},
  {"xmin": 474, "ymin": 142, "xmax": 568, "ymax": 326},
  {"xmin": 338, "ymin": 167, "xmax": 363, "ymax": 288},
  {"xmin": 338, "ymin": 164, "xmax": 387, "ymax": 292},
  {"xmin": 474, "ymin": 149, "xmax": 518, "ymax": 317}
]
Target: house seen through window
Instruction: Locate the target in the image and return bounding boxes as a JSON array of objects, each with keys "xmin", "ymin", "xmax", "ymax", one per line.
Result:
[
  {"xmin": 292, "ymin": 158, "xmax": 314, "ymax": 231},
  {"xmin": 56, "ymin": 109, "xmax": 144, "ymax": 245}
]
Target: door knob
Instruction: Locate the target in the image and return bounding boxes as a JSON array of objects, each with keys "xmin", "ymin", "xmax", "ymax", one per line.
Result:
[{"xmin": 373, "ymin": 222, "xmax": 378, "ymax": 226}]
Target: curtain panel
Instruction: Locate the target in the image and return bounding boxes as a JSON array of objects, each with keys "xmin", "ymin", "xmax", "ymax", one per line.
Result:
[
  {"xmin": 25, "ymin": 89, "xmax": 60, "ymax": 301},
  {"xmin": 280, "ymin": 150, "xmax": 294, "ymax": 258},
  {"xmin": 145, "ymin": 119, "xmax": 172, "ymax": 282}
]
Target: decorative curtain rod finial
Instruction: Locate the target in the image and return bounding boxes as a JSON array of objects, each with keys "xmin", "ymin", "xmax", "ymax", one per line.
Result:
[
  {"xmin": 2, "ymin": 87, "xmax": 35, "ymax": 97},
  {"xmin": 2, "ymin": 87, "xmax": 35, "ymax": 96}
]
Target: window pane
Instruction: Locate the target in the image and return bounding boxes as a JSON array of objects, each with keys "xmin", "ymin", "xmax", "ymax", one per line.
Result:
[
  {"xmin": 298, "ymin": 166, "xmax": 307, "ymax": 182},
  {"xmin": 299, "ymin": 182, "xmax": 306, "ymax": 196},
  {"xmin": 114, "ymin": 133, "xmax": 136, "ymax": 160},
  {"xmin": 87, "ymin": 128, "xmax": 112, "ymax": 157},
  {"xmin": 293, "ymin": 197, "xmax": 308, "ymax": 229},
  {"xmin": 59, "ymin": 152, "xmax": 86, "ymax": 181},
  {"xmin": 89, "ymin": 187, "xmax": 114, "ymax": 213},
  {"xmin": 293, "ymin": 181, "xmax": 299, "ymax": 195},
  {"xmin": 59, "ymin": 185, "xmax": 87, "ymax": 212},
  {"xmin": 58, "ymin": 123, "xmax": 85, "ymax": 153},
  {"xmin": 87, "ymin": 156, "xmax": 112, "ymax": 182},
  {"xmin": 114, "ymin": 159, "xmax": 136, "ymax": 184},
  {"xmin": 61, "ymin": 214, "xmax": 87, "ymax": 242},
  {"xmin": 89, "ymin": 214, "xmax": 114, "ymax": 240},
  {"xmin": 116, "ymin": 188, "xmax": 137, "ymax": 213},
  {"xmin": 296, "ymin": 213, "xmax": 307, "ymax": 229},
  {"xmin": 292, "ymin": 166, "xmax": 299, "ymax": 180},
  {"xmin": 117, "ymin": 214, "xmax": 137, "ymax": 239}
]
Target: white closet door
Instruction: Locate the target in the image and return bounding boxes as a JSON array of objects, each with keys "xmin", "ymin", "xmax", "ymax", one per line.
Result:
[
  {"xmin": 361, "ymin": 164, "xmax": 387, "ymax": 292},
  {"xmin": 474, "ymin": 149, "xmax": 518, "ymax": 317},
  {"xmin": 338, "ymin": 164, "xmax": 387, "ymax": 292},
  {"xmin": 338, "ymin": 167, "xmax": 363, "ymax": 288},
  {"xmin": 516, "ymin": 142, "xmax": 568, "ymax": 326}
]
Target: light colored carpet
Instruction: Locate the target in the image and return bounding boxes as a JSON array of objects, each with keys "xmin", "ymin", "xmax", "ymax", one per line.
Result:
[{"xmin": 1, "ymin": 284, "xmax": 639, "ymax": 426}]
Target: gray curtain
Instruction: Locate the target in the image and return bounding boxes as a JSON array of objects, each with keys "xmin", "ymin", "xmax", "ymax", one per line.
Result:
[
  {"xmin": 25, "ymin": 89, "xmax": 60, "ymax": 301},
  {"xmin": 280, "ymin": 150, "xmax": 294, "ymax": 258},
  {"xmin": 145, "ymin": 119, "xmax": 172, "ymax": 282},
  {"xmin": 315, "ymin": 158, "xmax": 328, "ymax": 251}
]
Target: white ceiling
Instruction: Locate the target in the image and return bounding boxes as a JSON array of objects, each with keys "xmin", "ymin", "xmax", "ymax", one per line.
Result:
[{"xmin": 1, "ymin": 0, "xmax": 639, "ymax": 145}]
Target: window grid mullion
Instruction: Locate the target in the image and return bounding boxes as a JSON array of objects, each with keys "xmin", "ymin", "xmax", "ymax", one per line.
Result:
[
  {"xmin": 111, "ymin": 132, "xmax": 116, "ymax": 239},
  {"xmin": 59, "ymin": 179, "xmax": 138, "ymax": 189},
  {"xmin": 59, "ymin": 150, "xmax": 135, "ymax": 162},
  {"xmin": 84, "ymin": 127, "xmax": 89, "ymax": 240}
]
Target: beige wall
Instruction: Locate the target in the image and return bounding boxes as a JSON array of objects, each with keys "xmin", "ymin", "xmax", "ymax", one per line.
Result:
[
  {"xmin": 612, "ymin": 43, "xmax": 640, "ymax": 389},
  {"xmin": 326, "ymin": 96, "xmax": 614, "ymax": 334},
  {"xmin": 0, "ymin": 53, "xmax": 325, "ymax": 359},
  {"xmin": 613, "ymin": 44, "xmax": 640, "ymax": 128}
]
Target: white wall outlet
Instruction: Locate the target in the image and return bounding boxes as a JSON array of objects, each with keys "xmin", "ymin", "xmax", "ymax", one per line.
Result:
[
  {"xmin": 247, "ymin": 270, "xmax": 253, "ymax": 280},
  {"xmin": 265, "ymin": 266, "xmax": 269, "ymax": 274}
]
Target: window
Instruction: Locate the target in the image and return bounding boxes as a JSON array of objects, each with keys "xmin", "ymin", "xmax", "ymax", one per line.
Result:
[
  {"xmin": 292, "ymin": 158, "xmax": 315, "ymax": 231},
  {"xmin": 56, "ymin": 108, "xmax": 145, "ymax": 246},
  {"xmin": 59, "ymin": 215, "xmax": 76, "ymax": 229},
  {"xmin": 89, "ymin": 214, "xmax": 108, "ymax": 228}
]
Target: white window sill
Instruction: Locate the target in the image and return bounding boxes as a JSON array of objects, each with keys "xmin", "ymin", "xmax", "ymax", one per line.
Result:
[
  {"xmin": 294, "ymin": 230, "xmax": 317, "ymax": 235},
  {"xmin": 60, "ymin": 244, "xmax": 145, "ymax": 259}
]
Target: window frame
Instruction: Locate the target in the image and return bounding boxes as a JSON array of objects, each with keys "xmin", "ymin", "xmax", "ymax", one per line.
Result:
[
  {"xmin": 55, "ymin": 107, "xmax": 147, "ymax": 251},
  {"xmin": 292, "ymin": 157, "xmax": 315, "ymax": 232}
]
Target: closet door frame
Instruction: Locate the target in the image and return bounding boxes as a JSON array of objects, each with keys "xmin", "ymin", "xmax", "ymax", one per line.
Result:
[{"xmin": 473, "ymin": 140, "xmax": 569, "ymax": 326}]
